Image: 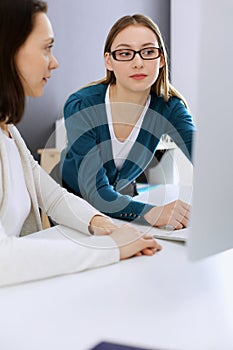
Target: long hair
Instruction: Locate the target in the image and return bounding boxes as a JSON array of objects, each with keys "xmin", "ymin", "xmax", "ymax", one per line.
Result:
[
  {"xmin": 0, "ymin": 0, "xmax": 48, "ymax": 124},
  {"xmin": 96, "ymin": 14, "xmax": 188, "ymax": 108}
]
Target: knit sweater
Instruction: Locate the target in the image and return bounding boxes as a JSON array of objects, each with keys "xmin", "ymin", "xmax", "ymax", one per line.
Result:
[
  {"xmin": 62, "ymin": 83, "xmax": 195, "ymax": 221},
  {"xmin": 0, "ymin": 125, "xmax": 119, "ymax": 287}
]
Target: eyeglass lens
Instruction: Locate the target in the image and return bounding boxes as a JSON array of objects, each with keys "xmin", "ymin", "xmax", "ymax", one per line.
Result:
[{"xmin": 112, "ymin": 47, "xmax": 161, "ymax": 61}]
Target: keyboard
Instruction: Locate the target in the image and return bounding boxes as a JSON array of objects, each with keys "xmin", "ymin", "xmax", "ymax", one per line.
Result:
[{"xmin": 113, "ymin": 219, "xmax": 189, "ymax": 242}]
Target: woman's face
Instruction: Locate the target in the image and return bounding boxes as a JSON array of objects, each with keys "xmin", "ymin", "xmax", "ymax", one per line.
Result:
[
  {"xmin": 105, "ymin": 24, "xmax": 164, "ymax": 95},
  {"xmin": 15, "ymin": 12, "xmax": 58, "ymax": 97}
]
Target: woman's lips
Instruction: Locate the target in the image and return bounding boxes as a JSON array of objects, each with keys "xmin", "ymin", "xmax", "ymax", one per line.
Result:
[
  {"xmin": 43, "ymin": 76, "xmax": 50, "ymax": 83},
  {"xmin": 130, "ymin": 74, "xmax": 147, "ymax": 80}
]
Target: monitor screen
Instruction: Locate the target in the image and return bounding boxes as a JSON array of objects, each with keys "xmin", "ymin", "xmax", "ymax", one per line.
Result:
[{"xmin": 187, "ymin": 0, "xmax": 233, "ymax": 260}]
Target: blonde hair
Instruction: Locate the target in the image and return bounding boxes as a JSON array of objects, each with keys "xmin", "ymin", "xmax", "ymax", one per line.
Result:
[{"xmin": 88, "ymin": 14, "xmax": 188, "ymax": 108}]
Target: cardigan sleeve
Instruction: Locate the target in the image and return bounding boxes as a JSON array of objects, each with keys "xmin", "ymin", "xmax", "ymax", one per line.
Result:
[
  {"xmin": 9, "ymin": 125, "xmax": 104, "ymax": 235},
  {"xmin": 0, "ymin": 128, "xmax": 120, "ymax": 287},
  {"xmin": 62, "ymin": 94, "xmax": 154, "ymax": 223},
  {"xmin": 28, "ymin": 148, "xmax": 102, "ymax": 235},
  {"xmin": 166, "ymin": 98, "xmax": 195, "ymax": 161},
  {"xmin": 0, "ymin": 227, "xmax": 119, "ymax": 287}
]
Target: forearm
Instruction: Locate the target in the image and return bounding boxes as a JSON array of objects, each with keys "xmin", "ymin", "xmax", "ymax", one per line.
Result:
[
  {"xmin": 0, "ymin": 230, "xmax": 119, "ymax": 287},
  {"xmin": 89, "ymin": 215, "xmax": 118, "ymax": 235},
  {"xmin": 32, "ymin": 162, "xmax": 101, "ymax": 234}
]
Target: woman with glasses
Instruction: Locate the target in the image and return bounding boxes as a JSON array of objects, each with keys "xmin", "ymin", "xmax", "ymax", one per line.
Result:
[
  {"xmin": 61, "ymin": 14, "xmax": 195, "ymax": 230},
  {"xmin": 0, "ymin": 4, "xmax": 161, "ymax": 287}
]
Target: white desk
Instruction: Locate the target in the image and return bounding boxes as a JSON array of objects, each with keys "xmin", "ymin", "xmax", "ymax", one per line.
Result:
[
  {"xmin": 0, "ymin": 186, "xmax": 232, "ymax": 350},
  {"xmin": 136, "ymin": 183, "xmax": 193, "ymax": 206}
]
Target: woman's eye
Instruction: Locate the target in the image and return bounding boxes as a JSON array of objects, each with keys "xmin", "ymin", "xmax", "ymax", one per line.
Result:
[
  {"xmin": 120, "ymin": 51, "xmax": 131, "ymax": 57},
  {"xmin": 46, "ymin": 44, "xmax": 53, "ymax": 51},
  {"xmin": 144, "ymin": 49, "xmax": 154, "ymax": 55}
]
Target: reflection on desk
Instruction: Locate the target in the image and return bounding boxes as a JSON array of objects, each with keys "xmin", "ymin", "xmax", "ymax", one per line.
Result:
[{"xmin": 0, "ymin": 185, "xmax": 232, "ymax": 350}]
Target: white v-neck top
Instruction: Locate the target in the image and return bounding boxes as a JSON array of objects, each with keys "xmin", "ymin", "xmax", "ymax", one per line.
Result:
[
  {"xmin": 105, "ymin": 86, "xmax": 151, "ymax": 170},
  {"xmin": 0, "ymin": 129, "xmax": 31, "ymax": 237}
]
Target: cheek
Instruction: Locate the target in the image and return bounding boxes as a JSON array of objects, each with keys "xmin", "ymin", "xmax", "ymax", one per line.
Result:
[
  {"xmin": 16, "ymin": 51, "xmax": 37, "ymax": 79},
  {"xmin": 15, "ymin": 52, "xmax": 26, "ymax": 78},
  {"xmin": 150, "ymin": 61, "xmax": 161, "ymax": 76},
  {"xmin": 112, "ymin": 63, "xmax": 130, "ymax": 77}
]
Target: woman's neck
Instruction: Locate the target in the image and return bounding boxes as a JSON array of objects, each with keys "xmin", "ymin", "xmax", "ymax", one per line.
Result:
[
  {"xmin": 108, "ymin": 84, "xmax": 150, "ymax": 141},
  {"xmin": 0, "ymin": 122, "xmax": 10, "ymax": 137},
  {"xmin": 109, "ymin": 84, "xmax": 150, "ymax": 106}
]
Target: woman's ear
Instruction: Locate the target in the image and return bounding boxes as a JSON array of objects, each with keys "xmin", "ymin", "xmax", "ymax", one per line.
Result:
[
  {"xmin": 159, "ymin": 53, "xmax": 165, "ymax": 69},
  {"xmin": 104, "ymin": 52, "xmax": 113, "ymax": 71}
]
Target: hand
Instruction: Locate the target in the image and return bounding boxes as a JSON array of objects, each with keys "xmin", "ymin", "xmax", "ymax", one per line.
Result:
[
  {"xmin": 89, "ymin": 215, "xmax": 118, "ymax": 235},
  {"xmin": 144, "ymin": 200, "xmax": 191, "ymax": 230},
  {"xmin": 110, "ymin": 224, "xmax": 162, "ymax": 260}
]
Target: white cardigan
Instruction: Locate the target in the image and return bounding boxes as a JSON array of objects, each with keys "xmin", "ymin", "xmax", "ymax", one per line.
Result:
[{"xmin": 0, "ymin": 125, "xmax": 119, "ymax": 287}]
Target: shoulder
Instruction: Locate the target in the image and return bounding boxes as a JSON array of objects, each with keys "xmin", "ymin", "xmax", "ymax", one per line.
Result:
[
  {"xmin": 8, "ymin": 124, "xmax": 23, "ymax": 139},
  {"xmin": 8, "ymin": 125, "xmax": 29, "ymax": 149},
  {"xmin": 150, "ymin": 91, "xmax": 186, "ymax": 112},
  {"xmin": 70, "ymin": 83, "xmax": 108, "ymax": 102},
  {"xmin": 0, "ymin": 124, "xmax": 25, "ymax": 146},
  {"xmin": 150, "ymin": 92, "xmax": 191, "ymax": 120},
  {"xmin": 64, "ymin": 83, "xmax": 108, "ymax": 119}
]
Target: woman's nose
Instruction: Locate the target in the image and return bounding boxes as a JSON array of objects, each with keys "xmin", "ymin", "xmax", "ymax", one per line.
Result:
[
  {"xmin": 49, "ymin": 54, "xmax": 59, "ymax": 70},
  {"xmin": 131, "ymin": 53, "xmax": 144, "ymax": 68}
]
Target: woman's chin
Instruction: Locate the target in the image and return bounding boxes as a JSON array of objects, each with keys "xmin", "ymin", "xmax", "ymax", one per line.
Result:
[{"xmin": 26, "ymin": 89, "xmax": 44, "ymax": 98}]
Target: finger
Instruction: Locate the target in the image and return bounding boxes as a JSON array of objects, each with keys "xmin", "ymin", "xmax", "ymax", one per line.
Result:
[
  {"xmin": 141, "ymin": 248, "xmax": 156, "ymax": 256},
  {"xmin": 154, "ymin": 241, "xmax": 162, "ymax": 250},
  {"xmin": 181, "ymin": 216, "xmax": 189, "ymax": 228},
  {"xmin": 174, "ymin": 201, "xmax": 191, "ymax": 218},
  {"xmin": 142, "ymin": 238, "xmax": 162, "ymax": 250},
  {"xmin": 180, "ymin": 206, "xmax": 191, "ymax": 220},
  {"xmin": 174, "ymin": 222, "xmax": 184, "ymax": 230},
  {"xmin": 135, "ymin": 252, "xmax": 142, "ymax": 256},
  {"xmin": 177, "ymin": 206, "xmax": 190, "ymax": 216},
  {"xmin": 181, "ymin": 206, "xmax": 191, "ymax": 219},
  {"xmin": 143, "ymin": 244, "xmax": 162, "ymax": 254},
  {"xmin": 175, "ymin": 212, "xmax": 190, "ymax": 228},
  {"xmin": 178, "ymin": 199, "xmax": 191, "ymax": 210},
  {"xmin": 169, "ymin": 205, "xmax": 190, "ymax": 226}
]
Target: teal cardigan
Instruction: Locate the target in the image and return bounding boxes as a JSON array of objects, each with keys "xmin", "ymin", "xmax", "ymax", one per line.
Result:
[{"xmin": 62, "ymin": 83, "xmax": 195, "ymax": 222}]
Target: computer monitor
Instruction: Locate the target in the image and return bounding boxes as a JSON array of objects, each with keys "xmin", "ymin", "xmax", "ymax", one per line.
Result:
[{"xmin": 187, "ymin": 0, "xmax": 233, "ymax": 260}]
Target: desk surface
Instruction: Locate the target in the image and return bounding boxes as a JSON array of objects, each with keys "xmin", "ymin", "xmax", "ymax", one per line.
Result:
[{"xmin": 0, "ymin": 185, "xmax": 233, "ymax": 350}]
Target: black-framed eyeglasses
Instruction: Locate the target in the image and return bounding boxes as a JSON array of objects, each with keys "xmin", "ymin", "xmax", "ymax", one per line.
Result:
[{"xmin": 110, "ymin": 47, "xmax": 162, "ymax": 61}]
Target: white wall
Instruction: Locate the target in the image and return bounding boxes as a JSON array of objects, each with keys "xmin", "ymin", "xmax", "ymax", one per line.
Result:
[
  {"xmin": 18, "ymin": 0, "xmax": 170, "ymax": 158},
  {"xmin": 48, "ymin": 0, "xmax": 170, "ymax": 101},
  {"xmin": 169, "ymin": 0, "xmax": 202, "ymax": 185},
  {"xmin": 171, "ymin": 0, "xmax": 202, "ymax": 121}
]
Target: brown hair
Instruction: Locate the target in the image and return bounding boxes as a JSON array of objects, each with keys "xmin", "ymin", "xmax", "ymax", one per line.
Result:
[
  {"xmin": 0, "ymin": 0, "xmax": 48, "ymax": 124},
  {"xmin": 98, "ymin": 14, "xmax": 188, "ymax": 108}
]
